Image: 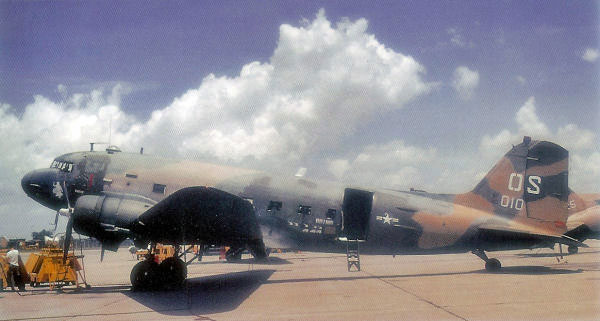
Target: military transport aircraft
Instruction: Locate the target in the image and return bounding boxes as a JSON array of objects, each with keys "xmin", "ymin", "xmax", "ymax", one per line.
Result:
[{"xmin": 21, "ymin": 136, "xmax": 586, "ymax": 290}]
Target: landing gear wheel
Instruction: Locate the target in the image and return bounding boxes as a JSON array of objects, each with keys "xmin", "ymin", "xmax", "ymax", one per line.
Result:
[
  {"xmin": 130, "ymin": 260, "xmax": 159, "ymax": 291},
  {"xmin": 158, "ymin": 257, "xmax": 187, "ymax": 290},
  {"xmin": 225, "ymin": 248, "xmax": 243, "ymax": 262},
  {"xmin": 485, "ymin": 258, "xmax": 501, "ymax": 272},
  {"xmin": 568, "ymin": 246, "xmax": 578, "ymax": 255}
]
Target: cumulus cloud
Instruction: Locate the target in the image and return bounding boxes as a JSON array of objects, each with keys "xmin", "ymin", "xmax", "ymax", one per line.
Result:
[
  {"xmin": 452, "ymin": 66, "xmax": 479, "ymax": 100},
  {"xmin": 582, "ymin": 48, "xmax": 599, "ymax": 62},
  {"xmin": 121, "ymin": 10, "xmax": 432, "ymax": 162}
]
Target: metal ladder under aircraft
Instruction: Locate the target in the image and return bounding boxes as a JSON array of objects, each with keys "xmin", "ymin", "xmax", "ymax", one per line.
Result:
[{"xmin": 346, "ymin": 239, "xmax": 361, "ymax": 271}]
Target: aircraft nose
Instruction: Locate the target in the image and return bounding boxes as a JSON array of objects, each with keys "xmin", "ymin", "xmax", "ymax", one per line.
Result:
[{"xmin": 21, "ymin": 168, "xmax": 64, "ymax": 208}]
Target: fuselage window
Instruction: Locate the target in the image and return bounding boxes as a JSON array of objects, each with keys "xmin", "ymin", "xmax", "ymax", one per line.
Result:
[
  {"xmin": 125, "ymin": 173, "xmax": 138, "ymax": 179},
  {"xmin": 152, "ymin": 183, "xmax": 166, "ymax": 194},
  {"xmin": 298, "ymin": 205, "xmax": 311, "ymax": 216},
  {"xmin": 267, "ymin": 201, "xmax": 282, "ymax": 214}
]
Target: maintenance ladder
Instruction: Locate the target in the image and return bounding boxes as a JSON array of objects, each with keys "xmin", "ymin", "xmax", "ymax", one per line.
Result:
[{"xmin": 346, "ymin": 240, "xmax": 361, "ymax": 272}]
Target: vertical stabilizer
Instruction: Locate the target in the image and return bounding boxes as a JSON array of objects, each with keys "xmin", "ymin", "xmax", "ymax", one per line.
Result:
[{"xmin": 458, "ymin": 137, "xmax": 569, "ymax": 230}]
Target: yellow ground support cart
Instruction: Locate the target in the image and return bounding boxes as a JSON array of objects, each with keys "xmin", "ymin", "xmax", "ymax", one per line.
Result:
[
  {"xmin": 136, "ymin": 244, "xmax": 176, "ymax": 263},
  {"xmin": 136, "ymin": 244, "xmax": 206, "ymax": 264},
  {"xmin": 24, "ymin": 247, "xmax": 84, "ymax": 290}
]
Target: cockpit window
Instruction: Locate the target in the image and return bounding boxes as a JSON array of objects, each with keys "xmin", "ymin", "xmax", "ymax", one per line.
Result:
[{"xmin": 50, "ymin": 160, "xmax": 74, "ymax": 172}]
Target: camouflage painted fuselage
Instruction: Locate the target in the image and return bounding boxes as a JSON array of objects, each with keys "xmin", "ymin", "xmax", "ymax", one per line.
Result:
[{"xmin": 22, "ymin": 138, "xmax": 575, "ymax": 256}]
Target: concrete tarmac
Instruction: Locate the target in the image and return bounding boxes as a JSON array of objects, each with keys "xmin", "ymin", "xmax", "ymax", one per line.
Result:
[{"xmin": 1, "ymin": 241, "xmax": 599, "ymax": 321}]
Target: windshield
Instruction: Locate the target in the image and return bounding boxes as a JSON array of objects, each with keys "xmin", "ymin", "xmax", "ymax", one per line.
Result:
[{"xmin": 50, "ymin": 160, "xmax": 74, "ymax": 172}]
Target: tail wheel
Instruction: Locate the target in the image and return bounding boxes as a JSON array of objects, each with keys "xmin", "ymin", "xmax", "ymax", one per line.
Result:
[
  {"xmin": 568, "ymin": 246, "xmax": 578, "ymax": 255},
  {"xmin": 130, "ymin": 260, "xmax": 158, "ymax": 291},
  {"xmin": 485, "ymin": 258, "xmax": 501, "ymax": 272},
  {"xmin": 159, "ymin": 257, "xmax": 187, "ymax": 290}
]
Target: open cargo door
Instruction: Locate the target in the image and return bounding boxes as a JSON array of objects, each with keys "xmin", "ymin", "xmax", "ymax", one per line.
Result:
[{"xmin": 341, "ymin": 188, "xmax": 373, "ymax": 241}]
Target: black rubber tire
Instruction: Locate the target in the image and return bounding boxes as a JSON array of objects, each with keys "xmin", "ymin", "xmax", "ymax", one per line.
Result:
[
  {"xmin": 130, "ymin": 260, "xmax": 159, "ymax": 291},
  {"xmin": 568, "ymin": 246, "xmax": 578, "ymax": 255},
  {"xmin": 158, "ymin": 257, "xmax": 187, "ymax": 290},
  {"xmin": 485, "ymin": 258, "xmax": 501, "ymax": 272}
]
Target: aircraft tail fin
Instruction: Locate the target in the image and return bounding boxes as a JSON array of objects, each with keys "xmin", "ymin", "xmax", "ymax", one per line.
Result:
[{"xmin": 458, "ymin": 137, "xmax": 569, "ymax": 231}]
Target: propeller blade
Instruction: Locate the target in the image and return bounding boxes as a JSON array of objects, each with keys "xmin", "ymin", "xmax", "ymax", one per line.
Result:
[
  {"xmin": 52, "ymin": 211, "xmax": 59, "ymax": 232},
  {"xmin": 63, "ymin": 216, "xmax": 74, "ymax": 263},
  {"xmin": 100, "ymin": 247, "xmax": 105, "ymax": 262}
]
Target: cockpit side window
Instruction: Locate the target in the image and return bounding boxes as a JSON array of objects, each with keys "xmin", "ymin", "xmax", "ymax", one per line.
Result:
[{"xmin": 50, "ymin": 160, "xmax": 74, "ymax": 172}]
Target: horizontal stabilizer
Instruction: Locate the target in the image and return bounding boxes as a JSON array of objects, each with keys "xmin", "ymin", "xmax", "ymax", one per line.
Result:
[{"xmin": 477, "ymin": 224, "xmax": 587, "ymax": 250}]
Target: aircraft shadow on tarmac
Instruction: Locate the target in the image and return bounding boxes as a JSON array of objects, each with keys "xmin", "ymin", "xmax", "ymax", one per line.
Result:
[{"xmin": 122, "ymin": 269, "xmax": 276, "ymax": 316}]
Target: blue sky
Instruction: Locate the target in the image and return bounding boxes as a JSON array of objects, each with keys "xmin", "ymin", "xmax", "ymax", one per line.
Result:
[{"xmin": 0, "ymin": 1, "xmax": 598, "ymax": 237}]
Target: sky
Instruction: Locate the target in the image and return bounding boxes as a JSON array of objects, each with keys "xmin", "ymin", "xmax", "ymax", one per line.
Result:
[{"xmin": 0, "ymin": 1, "xmax": 598, "ymax": 238}]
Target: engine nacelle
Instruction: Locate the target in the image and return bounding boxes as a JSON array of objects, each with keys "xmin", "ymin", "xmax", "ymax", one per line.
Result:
[{"xmin": 72, "ymin": 193, "xmax": 156, "ymax": 249}]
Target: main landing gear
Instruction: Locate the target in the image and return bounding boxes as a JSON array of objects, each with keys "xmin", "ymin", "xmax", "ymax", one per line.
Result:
[
  {"xmin": 472, "ymin": 249, "xmax": 501, "ymax": 272},
  {"xmin": 130, "ymin": 249, "xmax": 187, "ymax": 291}
]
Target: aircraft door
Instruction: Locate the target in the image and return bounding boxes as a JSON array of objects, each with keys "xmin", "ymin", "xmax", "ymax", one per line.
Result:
[{"xmin": 341, "ymin": 188, "xmax": 373, "ymax": 240}]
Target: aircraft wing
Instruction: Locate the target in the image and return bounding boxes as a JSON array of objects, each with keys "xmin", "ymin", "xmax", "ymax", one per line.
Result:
[
  {"xmin": 129, "ymin": 186, "xmax": 268, "ymax": 257},
  {"xmin": 476, "ymin": 223, "xmax": 588, "ymax": 250}
]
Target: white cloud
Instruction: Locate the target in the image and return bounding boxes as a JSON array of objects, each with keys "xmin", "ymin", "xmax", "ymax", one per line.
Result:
[
  {"xmin": 515, "ymin": 97, "xmax": 551, "ymax": 138},
  {"xmin": 121, "ymin": 9, "xmax": 433, "ymax": 162},
  {"xmin": 582, "ymin": 48, "xmax": 599, "ymax": 62},
  {"xmin": 452, "ymin": 66, "xmax": 479, "ymax": 100},
  {"xmin": 447, "ymin": 27, "xmax": 473, "ymax": 48}
]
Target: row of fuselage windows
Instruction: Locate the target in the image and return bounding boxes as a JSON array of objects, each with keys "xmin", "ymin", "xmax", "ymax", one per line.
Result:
[
  {"xmin": 143, "ymin": 178, "xmax": 338, "ymax": 220},
  {"xmin": 267, "ymin": 200, "xmax": 337, "ymax": 220},
  {"xmin": 50, "ymin": 160, "xmax": 74, "ymax": 172}
]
